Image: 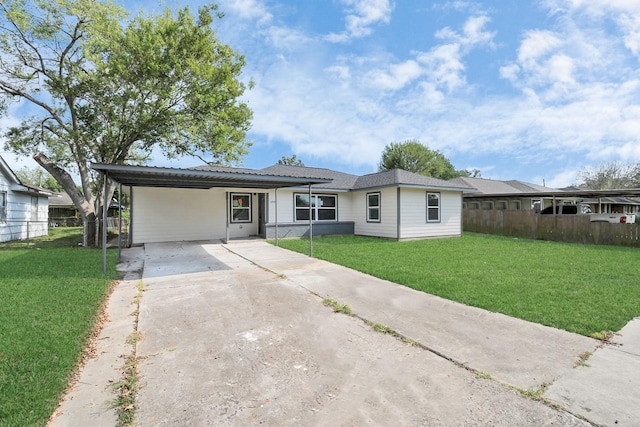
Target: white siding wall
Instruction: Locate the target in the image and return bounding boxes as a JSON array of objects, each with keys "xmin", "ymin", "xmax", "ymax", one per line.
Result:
[
  {"xmin": 0, "ymin": 173, "xmax": 49, "ymax": 242},
  {"xmin": 268, "ymin": 189, "xmax": 295, "ymax": 223},
  {"xmin": 336, "ymin": 192, "xmax": 354, "ymax": 221},
  {"xmin": 129, "ymin": 185, "xmax": 462, "ymax": 244},
  {"xmin": 132, "ymin": 187, "xmax": 225, "ymax": 244},
  {"xmin": 399, "ymin": 188, "xmax": 461, "ymax": 239},
  {"xmin": 353, "ymin": 187, "xmax": 398, "ymax": 238},
  {"xmin": 131, "ymin": 187, "xmax": 265, "ymax": 244}
]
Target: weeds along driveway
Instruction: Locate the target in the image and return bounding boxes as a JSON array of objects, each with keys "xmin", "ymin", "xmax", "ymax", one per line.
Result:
[{"xmin": 134, "ymin": 241, "xmax": 588, "ymax": 426}]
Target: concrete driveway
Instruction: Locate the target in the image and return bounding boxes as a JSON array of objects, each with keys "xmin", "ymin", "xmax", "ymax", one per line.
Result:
[
  {"xmin": 133, "ymin": 241, "xmax": 595, "ymax": 426},
  {"xmin": 50, "ymin": 240, "xmax": 639, "ymax": 426}
]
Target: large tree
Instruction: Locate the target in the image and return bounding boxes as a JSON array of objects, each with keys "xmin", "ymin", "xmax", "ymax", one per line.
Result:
[
  {"xmin": 577, "ymin": 161, "xmax": 640, "ymax": 189},
  {"xmin": 0, "ymin": 1, "xmax": 252, "ymax": 246},
  {"xmin": 378, "ymin": 140, "xmax": 468, "ymax": 180}
]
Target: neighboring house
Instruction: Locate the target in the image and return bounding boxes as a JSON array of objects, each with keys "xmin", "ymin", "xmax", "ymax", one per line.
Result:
[
  {"xmin": 48, "ymin": 192, "xmax": 123, "ymax": 226},
  {"xmin": 0, "ymin": 156, "xmax": 51, "ymax": 242},
  {"xmin": 451, "ymin": 177, "xmax": 572, "ymax": 212},
  {"xmin": 454, "ymin": 177, "xmax": 640, "ymax": 214},
  {"xmin": 48, "ymin": 192, "xmax": 78, "ymax": 222},
  {"xmin": 90, "ymin": 163, "xmax": 473, "ymax": 245}
]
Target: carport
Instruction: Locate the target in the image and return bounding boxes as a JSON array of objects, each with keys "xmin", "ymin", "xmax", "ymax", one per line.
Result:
[{"xmin": 91, "ymin": 163, "xmax": 332, "ymax": 273}]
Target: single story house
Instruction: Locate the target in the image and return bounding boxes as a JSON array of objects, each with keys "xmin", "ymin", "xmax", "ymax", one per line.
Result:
[
  {"xmin": 0, "ymin": 155, "xmax": 51, "ymax": 242},
  {"xmin": 91, "ymin": 163, "xmax": 474, "ymax": 245},
  {"xmin": 453, "ymin": 177, "xmax": 640, "ymax": 214},
  {"xmin": 451, "ymin": 176, "xmax": 563, "ymax": 212}
]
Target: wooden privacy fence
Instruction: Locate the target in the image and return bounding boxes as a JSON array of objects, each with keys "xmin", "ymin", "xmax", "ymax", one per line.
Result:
[{"xmin": 463, "ymin": 209, "xmax": 640, "ymax": 247}]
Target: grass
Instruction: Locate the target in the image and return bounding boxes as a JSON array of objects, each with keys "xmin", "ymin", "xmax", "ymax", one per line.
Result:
[
  {"xmin": 0, "ymin": 227, "xmax": 118, "ymax": 427},
  {"xmin": 323, "ymin": 298, "xmax": 352, "ymax": 315},
  {"xmin": 274, "ymin": 233, "xmax": 640, "ymax": 336}
]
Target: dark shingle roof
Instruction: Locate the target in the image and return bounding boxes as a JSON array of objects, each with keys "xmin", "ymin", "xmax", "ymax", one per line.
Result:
[
  {"xmin": 450, "ymin": 177, "xmax": 557, "ymax": 195},
  {"xmin": 354, "ymin": 169, "xmax": 473, "ymax": 191},
  {"xmin": 259, "ymin": 164, "xmax": 359, "ymax": 190}
]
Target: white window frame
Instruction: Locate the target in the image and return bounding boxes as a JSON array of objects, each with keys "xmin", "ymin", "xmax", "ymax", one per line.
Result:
[
  {"xmin": 427, "ymin": 192, "xmax": 441, "ymax": 223},
  {"xmin": 230, "ymin": 193, "xmax": 251, "ymax": 223},
  {"xmin": 0, "ymin": 191, "xmax": 6, "ymax": 221},
  {"xmin": 31, "ymin": 196, "xmax": 38, "ymax": 221},
  {"xmin": 294, "ymin": 193, "xmax": 337, "ymax": 222},
  {"xmin": 367, "ymin": 192, "xmax": 381, "ymax": 223}
]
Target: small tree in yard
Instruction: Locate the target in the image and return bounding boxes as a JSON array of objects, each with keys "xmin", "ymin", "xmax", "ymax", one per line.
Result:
[{"xmin": 0, "ymin": 1, "xmax": 252, "ymax": 246}]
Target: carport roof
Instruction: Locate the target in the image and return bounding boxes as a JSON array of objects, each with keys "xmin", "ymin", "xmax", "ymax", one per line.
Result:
[{"xmin": 90, "ymin": 163, "xmax": 333, "ymax": 189}]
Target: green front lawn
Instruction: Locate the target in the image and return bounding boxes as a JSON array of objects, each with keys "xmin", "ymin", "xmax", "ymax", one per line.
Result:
[
  {"xmin": 0, "ymin": 228, "xmax": 117, "ymax": 427},
  {"xmin": 275, "ymin": 233, "xmax": 640, "ymax": 336}
]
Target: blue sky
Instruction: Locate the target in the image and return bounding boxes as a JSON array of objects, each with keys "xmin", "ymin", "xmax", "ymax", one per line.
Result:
[{"xmin": 3, "ymin": 0, "xmax": 640, "ymax": 187}]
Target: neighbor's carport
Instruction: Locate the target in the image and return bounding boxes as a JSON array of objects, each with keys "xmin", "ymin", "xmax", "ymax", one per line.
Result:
[{"xmin": 90, "ymin": 163, "xmax": 332, "ymax": 273}]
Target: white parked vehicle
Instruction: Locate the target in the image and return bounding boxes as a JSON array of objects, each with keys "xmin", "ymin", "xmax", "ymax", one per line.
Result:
[
  {"xmin": 540, "ymin": 203, "xmax": 636, "ymax": 223},
  {"xmin": 589, "ymin": 213, "xmax": 636, "ymax": 224}
]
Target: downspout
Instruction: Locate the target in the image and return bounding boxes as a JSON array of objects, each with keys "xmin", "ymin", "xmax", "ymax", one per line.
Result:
[{"xmin": 275, "ymin": 188, "xmax": 279, "ymax": 246}]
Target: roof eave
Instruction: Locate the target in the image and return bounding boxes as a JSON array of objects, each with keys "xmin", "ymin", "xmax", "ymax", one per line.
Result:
[{"xmin": 90, "ymin": 163, "xmax": 333, "ymax": 189}]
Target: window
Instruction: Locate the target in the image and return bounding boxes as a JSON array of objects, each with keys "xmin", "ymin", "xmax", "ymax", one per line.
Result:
[
  {"xmin": 367, "ymin": 192, "xmax": 380, "ymax": 222},
  {"xmin": 231, "ymin": 193, "xmax": 251, "ymax": 223},
  {"xmin": 509, "ymin": 200, "xmax": 522, "ymax": 211},
  {"xmin": 496, "ymin": 201, "xmax": 508, "ymax": 210},
  {"xmin": 427, "ymin": 192, "xmax": 440, "ymax": 222},
  {"xmin": 294, "ymin": 194, "xmax": 337, "ymax": 221},
  {"xmin": 31, "ymin": 196, "xmax": 38, "ymax": 221},
  {"xmin": 0, "ymin": 192, "xmax": 6, "ymax": 220}
]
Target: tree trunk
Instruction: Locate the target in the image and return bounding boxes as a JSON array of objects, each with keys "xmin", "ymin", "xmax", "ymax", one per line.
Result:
[{"xmin": 33, "ymin": 152, "xmax": 98, "ymax": 247}]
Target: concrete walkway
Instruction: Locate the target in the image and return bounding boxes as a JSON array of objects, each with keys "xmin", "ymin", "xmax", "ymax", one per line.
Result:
[{"xmin": 49, "ymin": 240, "xmax": 639, "ymax": 426}]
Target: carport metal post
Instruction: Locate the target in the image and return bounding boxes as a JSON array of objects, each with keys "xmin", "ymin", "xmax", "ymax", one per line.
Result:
[
  {"xmin": 308, "ymin": 183, "xmax": 313, "ymax": 257},
  {"xmin": 102, "ymin": 174, "xmax": 108, "ymax": 274},
  {"xmin": 274, "ymin": 188, "xmax": 278, "ymax": 246},
  {"xmin": 225, "ymin": 191, "xmax": 230, "ymax": 243},
  {"xmin": 118, "ymin": 183, "xmax": 122, "ymax": 258}
]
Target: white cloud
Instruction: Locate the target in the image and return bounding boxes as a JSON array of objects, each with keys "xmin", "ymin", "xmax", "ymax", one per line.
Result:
[
  {"xmin": 359, "ymin": 14, "xmax": 494, "ymax": 94},
  {"xmin": 436, "ymin": 14, "xmax": 495, "ymax": 47},
  {"xmin": 263, "ymin": 26, "xmax": 312, "ymax": 50},
  {"xmin": 219, "ymin": 0, "xmax": 272, "ymax": 23},
  {"xmin": 326, "ymin": 0, "xmax": 394, "ymax": 43},
  {"xmin": 417, "ymin": 44, "xmax": 465, "ymax": 92},
  {"xmin": 365, "ymin": 59, "xmax": 423, "ymax": 90}
]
